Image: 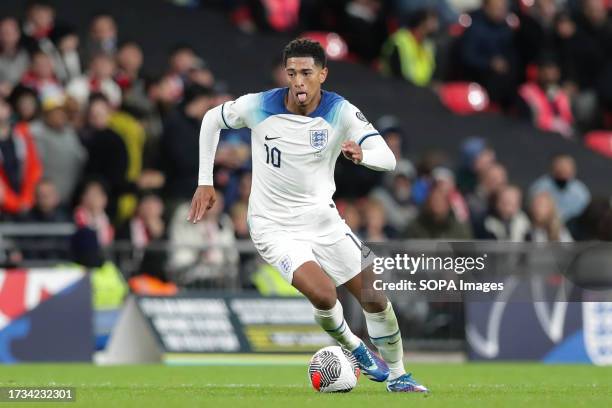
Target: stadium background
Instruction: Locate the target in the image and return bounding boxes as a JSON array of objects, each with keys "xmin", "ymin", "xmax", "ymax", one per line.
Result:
[{"xmin": 0, "ymin": 0, "xmax": 612, "ymax": 399}]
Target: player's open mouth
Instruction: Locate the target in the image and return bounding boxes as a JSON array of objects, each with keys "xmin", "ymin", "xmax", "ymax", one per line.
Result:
[{"xmin": 296, "ymin": 92, "xmax": 307, "ymax": 103}]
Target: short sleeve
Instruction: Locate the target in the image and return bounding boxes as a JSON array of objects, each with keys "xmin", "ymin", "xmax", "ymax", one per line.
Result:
[
  {"xmin": 340, "ymin": 101, "xmax": 380, "ymax": 145},
  {"xmin": 220, "ymin": 93, "xmax": 260, "ymax": 130}
]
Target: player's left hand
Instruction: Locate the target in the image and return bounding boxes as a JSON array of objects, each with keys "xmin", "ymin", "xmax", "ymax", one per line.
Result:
[{"xmin": 341, "ymin": 141, "xmax": 362, "ymax": 164}]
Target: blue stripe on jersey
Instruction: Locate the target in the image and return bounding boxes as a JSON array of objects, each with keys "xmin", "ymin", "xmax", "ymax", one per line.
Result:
[
  {"xmin": 221, "ymin": 103, "xmax": 234, "ymax": 129},
  {"xmin": 358, "ymin": 132, "xmax": 381, "ymax": 146},
  {"xmin": 254, "ymin": 87, "xmax": 345, "ymax": 126}
]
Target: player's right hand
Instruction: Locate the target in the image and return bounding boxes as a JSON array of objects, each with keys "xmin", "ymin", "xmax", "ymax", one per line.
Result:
[{"xmin": 187, "ymin": 185, "xmax": 216, "ymax": 223}]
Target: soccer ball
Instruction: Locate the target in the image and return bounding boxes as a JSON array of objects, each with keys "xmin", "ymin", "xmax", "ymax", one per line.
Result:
[{"xmin": 308, "ymin": 346, "xmax": 360, "ymax": 392}]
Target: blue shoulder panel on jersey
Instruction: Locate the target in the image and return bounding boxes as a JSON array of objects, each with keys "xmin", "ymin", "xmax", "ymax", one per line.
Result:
[{"xmin": 253, "ymin": 88, "xmax": 345, "ymax": 126}]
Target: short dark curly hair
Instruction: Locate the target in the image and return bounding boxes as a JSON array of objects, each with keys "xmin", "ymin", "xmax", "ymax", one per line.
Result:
[{"xmin": 282, "ymin": 39, "xmax": 327, "ymax": 68}]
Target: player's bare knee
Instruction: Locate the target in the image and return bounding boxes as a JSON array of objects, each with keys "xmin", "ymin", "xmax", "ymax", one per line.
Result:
[{"xmin": 309, "ymin": 287, "xmax": 337, "ymax": 310}]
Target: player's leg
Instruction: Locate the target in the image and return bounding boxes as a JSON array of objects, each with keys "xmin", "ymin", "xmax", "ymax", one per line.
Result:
[
  {"xmin": 292, "ymin": 261, "xmax": 361, "ymax": 351},
  {"xmin": 343, "ymin": 268, "xmax": 404, "ymax": 377},
  {"xmin": 343, "ymin": 266, "xmax": 429, "ymax": 392},
  {"xmin": 311, "ymin": 235, "xmax": 390, "ymax": 382}
]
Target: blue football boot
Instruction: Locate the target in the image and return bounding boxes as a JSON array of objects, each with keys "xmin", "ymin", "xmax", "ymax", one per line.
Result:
[
  {"xmin": 386, "ymin": 373, "xmax": 429, "ymax": 393},
  {"xmin": 351, "ymin": 342, "xmax": 389, "ymax": 382}
]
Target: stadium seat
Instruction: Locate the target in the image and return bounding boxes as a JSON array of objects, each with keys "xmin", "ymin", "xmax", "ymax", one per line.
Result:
[
  {"xmin": 300, "ymin": 31, "xmax": 349, "ymax": 61},
  {"xmin": 584, "ymin": 131, "xmax": 612, "ymax": 159},
  {"xmin": 439, "ymin": 82, "xmax": 489, "ymax": 115}
]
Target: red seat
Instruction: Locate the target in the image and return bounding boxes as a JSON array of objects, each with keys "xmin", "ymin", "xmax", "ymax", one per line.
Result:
[
  {"xmin": 300, "ymin": 31, "xmax": 349, "ymax": 61},
  {"xmin": 585, "ymin": 131, "xmax": 612, "ymax": 159},
  {"xmin": 439, "ymin": 82, "xmax": 489, "ymax": 115}
]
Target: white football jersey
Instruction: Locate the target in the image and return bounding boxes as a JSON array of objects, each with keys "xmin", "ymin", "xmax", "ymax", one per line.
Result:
[{"xmin": 219, "ymin": 88, "xmax": 380, "ymax": 229}]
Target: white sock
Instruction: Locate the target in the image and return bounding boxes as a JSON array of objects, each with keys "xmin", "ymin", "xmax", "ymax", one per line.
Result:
[
  {"xmin": 313, "ymin": 300, "xmax": 362, "ymax": 351},
  {"xmin": 364, "ymin": 301, "xmax": 406, "ymax": 380}
]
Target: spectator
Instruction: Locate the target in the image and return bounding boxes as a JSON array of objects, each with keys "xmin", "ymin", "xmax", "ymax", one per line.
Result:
[
  {"xmin": 117, "ymin": 192, "xmax": 168, "ymax": 280},
  {"xmin": 115, "ymin": 41, "xmax": 149, "ymax": 114},
  {"xmin": 139, "ymin": 75, "xmax": 178, "ymax": 168},
  {"xmin": 159, "ymin": 85, "xmax": 216, "ymax": 205},
  {"xmin": 466, "ymin": 162, "xmax": 508, "ymax": 222},
  {"xmin": 477, "ymin": 185, "xmax": 530, "ymax": 241},
  {"xmin": 21, "ymin": 1, "xmax": 56, "ymax": 52},
  {"xmin": 526, "ymin": 191, "xmax": 573, "ymax": 242},
  {"xmin": 25, "ymin": 178, "xmax": 69, "ymax": 222},
  {"xmin": 20, "ymin": 50, "xmax": 61, "ymax": 94},
  {"xmin": 370, "ymin": 167, "xmax": 418, "ymax": 232},
  {"xmin": 107, "ymin": 105, "xmax": 155, "ymax": 224},
  {"xmin": 576, "ymin": 0, "xmax": 612, "ymax": 113},
  {"xmin": 411, "ymin": 150, "xmax": 447, "ymax": 205},
  {"xmin": 515, "ymin": 0, "xmax": 559, "ymax": 71},
  {"xmin": 166, "ymin": 45, "xmax": 214, "ymax": 100},
  {"xmin": 376, "ymin": 115, "xmax": 413, "ymax": 174},
  {"xmin": 0, "ymin": 97, "xmax": 42, "ymax": 215},
  {"xmin": 16, "ymin": 178, "xmax": 69, "ymax": 260},
  {"xmin": 340, "ymin": 0, "xmax": 389, "ymax": 63},
  {"xmin": 74, "ymin": 179, "xmax": 114, "ymax": 247},
  {"xmin": 456, "ymin": 137, "xmax": 496, "ymax": 194},
  {"xmin": 87, "ymin": 13, "xmax": 118, "ymax": 57},
  {"xmin": 380, "ymin": 8, "xmax": 439, "ymax": 86},
  {"xmin": 360, "ymin": 198, "xmax": 398, "ymax": 241},
  {"xmin": 460, "ymin": 0, "xmax": 519, "ymax": 108},
  {"xmin": 66, "ymin": 53, "xmax": 122, "ymax": 108},
  {"xmin": 30, "ymin": 89, "xmax": 86, "ymax": 204},
  {"xmin": 48, "ymin": 24, "xmax": 82, "ymax": 83},
  {"xmin": 432, "ymin": 166, "xmax": 470, "ymax": 223},
  {"xmin": 8, "ymin": 85, "xmax": 40, "ymax": 123},
  {"xmin": 118, "ymin": 191, "xmax": 165, "ymax": 247},
  {"xmin": 82, "ymin": 94, "xmax": 133, "ymax": 219},
  {"xmin": 553, "ymin": 11, "xmax": 599, "ymax": 129},
  {"xmin": 573, "ymin": 0, "xmax": 612, "ymax": 91},
  {"xmin": 404, "ymin": 186, "xmax": 473, "ymax": 239},
  {"xmin": 168, "ymin": 192, "xmax": 238, "ymax": 286},
  {"xmin": 529, "ymin": 154, "xmax": 591, "ymax": 222},
  {"xmin": 0, "ymin": 17, "xmax": 30, "ymax": 96},
  {"xmin": 147, "ymin": 74, "xmax": 179, "ymax": 120},
  {"xmin": 518, "ymin": 55, "xmax": 574, "ymax": 138}
]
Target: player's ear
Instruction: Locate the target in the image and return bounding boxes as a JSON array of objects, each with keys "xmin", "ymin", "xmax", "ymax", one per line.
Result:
[{"xmin": 319, "ymin": 67, "xmax": 328, "ymax": 84}]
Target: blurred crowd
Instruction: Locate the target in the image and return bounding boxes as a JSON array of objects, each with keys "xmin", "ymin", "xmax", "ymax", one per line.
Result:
[
  {"xmin": 0, "ymin": 1, "xmax": 611, "ymax": 292},
  {"xmin": 222, "ymin": 0, "xmax": 612, "ymax": 138}
]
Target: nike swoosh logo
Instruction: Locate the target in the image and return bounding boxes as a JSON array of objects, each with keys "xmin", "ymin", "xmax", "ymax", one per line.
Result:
[
  {"xmin": 388, "ymin": 339, "xmax": 400, "ymax": 345},
  {"xmin": 265, "ymin": 135, "xmax": 281, "ymax": 140}
]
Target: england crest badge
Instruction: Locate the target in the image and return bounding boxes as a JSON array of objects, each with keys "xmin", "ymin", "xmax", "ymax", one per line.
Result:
[{"xmin": 310, "ymin": 129, "xmax": 328, "ymax": 150}]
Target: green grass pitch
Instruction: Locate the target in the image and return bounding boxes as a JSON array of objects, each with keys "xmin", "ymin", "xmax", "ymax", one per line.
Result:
[{"xmin": 1, "ymin": 363, "xmax": 611, "ymax": 407}]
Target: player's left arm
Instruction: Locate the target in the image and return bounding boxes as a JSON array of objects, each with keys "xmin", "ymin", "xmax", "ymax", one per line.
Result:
[
  {"xmin": 340, "ymin": 102, "xmax": 396, "ymax": 171},
  {"xmin": 341, "ymin": 138, "xmax": 396, "ymax": 171}
]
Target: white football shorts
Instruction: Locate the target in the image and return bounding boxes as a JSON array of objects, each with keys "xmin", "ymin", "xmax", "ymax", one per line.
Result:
[{"xmin": 247, "ymin": 204, "xmax": 374, "ymax": 286}]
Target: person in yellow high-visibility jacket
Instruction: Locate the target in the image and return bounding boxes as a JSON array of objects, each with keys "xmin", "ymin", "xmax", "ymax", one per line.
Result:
[{"xmin": 380, "ymin": 9, "xmax": 439, "ymax": 87}]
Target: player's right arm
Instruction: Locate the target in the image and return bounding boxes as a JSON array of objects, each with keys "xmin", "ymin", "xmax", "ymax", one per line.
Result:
[{"xmin": 188, "ymin": 94, "xmax": 257, "ymax": 223}]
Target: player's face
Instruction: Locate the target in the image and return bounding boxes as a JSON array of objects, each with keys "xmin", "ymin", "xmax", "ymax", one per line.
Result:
[{"xmin": 285, "ymin": 57, "xmax": 328, "ymax": 107}]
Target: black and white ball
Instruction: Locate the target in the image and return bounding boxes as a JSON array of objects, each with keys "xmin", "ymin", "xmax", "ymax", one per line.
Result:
[{"xmin": 308, "ymin": 346, "xmax": 360, "ymax": 392}]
